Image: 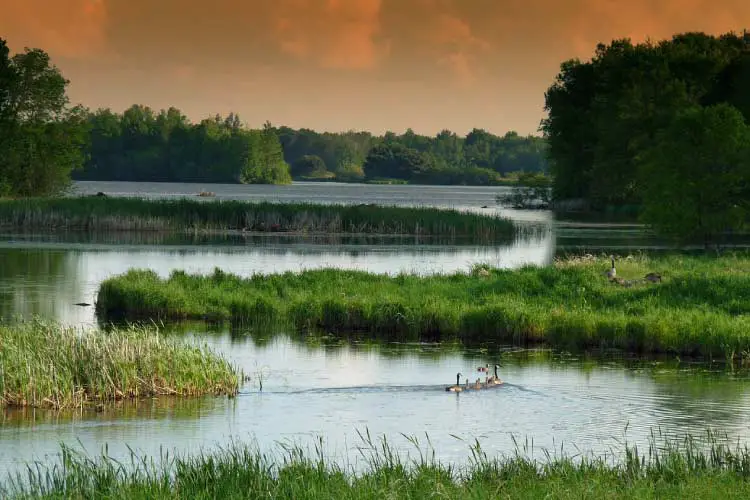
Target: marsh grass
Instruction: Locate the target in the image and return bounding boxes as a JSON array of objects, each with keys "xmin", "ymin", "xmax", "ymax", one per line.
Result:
[
  {"xmin": 0, "ymin": 319, "xmax": 239, "ymax": 409},
  {"xmin": 97, "ymin": 253, "xmax": 750, "ymax": 357},
  {"xmin": 4, "ymin": 429, "xmax": 750, "ymax": 499},
  {"xmin": 0, "ymin": 197, "xmax": 516, "ymax": 240}
]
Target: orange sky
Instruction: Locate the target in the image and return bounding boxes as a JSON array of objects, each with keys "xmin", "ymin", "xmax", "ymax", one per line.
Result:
[{"xmin": 1, "ymin": 0, "xmax": 748, "ymax": 136}]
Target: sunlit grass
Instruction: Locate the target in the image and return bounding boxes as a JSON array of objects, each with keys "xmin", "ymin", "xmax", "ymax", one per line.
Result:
[
  {"xmin": 0, "ymin": 196, "xmax": 517, "ymax": 240},
  {"xmin": 0, "ymin": 319, "xmax": 239, "ymax": 409},
  {"xmin": 96, "ymin": 253, "xmax": 750, "ymax": 357},
  {"xmin": 3, "ymin": 429, "xmax": 750, "ymax": 499}
]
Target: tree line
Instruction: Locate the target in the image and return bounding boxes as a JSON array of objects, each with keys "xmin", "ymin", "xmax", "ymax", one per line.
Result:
[
  {"xmin": 543, "ymin": 30, "xmax": 750, "ymax": 243},
  {"xmin": 0, "ymin": 37, "xmax": 549, "ymax": 197},
  {"xmin": 76, "ymin": 108, "xmax": 547, "ymax": 185}
]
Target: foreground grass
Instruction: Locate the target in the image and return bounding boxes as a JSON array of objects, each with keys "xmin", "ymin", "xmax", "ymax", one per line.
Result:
[
  {"xmin": 0, "ymin": 197, "xmax": 515, "ymax": 240},
  {"xmin": 4, "ymin": 432, "xmax": 750, "ymax": 499},
  {"xmin": 0, "ymin": 319, "xmax": 239, "ymax": 409},
  {"xmin": 97, "ymin": 253, "xmax": 750, "ymax": 357}
]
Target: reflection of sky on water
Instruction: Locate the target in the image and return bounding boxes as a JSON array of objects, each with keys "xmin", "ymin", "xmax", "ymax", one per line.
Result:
[
  {"xmin": 0, "ymin": 229, "xmax": 553, "ymax": 327},
  {"xmin": 2, "ymin": 335, "xmax": 750, "ymax": 481}
]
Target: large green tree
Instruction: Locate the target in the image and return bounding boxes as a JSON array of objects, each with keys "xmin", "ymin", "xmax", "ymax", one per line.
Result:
[
  {"xmin": 638, "ymin": 103, "xmax": 750, "ymax": 245},
  {"xmin": 543, "ymin": 31, "xmax": 750, "ymax": 208},
  {"xmin": 239, "ymin": 123, "xmax": 292, "ymax": 184},
  {"xmin": 363, "ymin": 143, "xmax": 436, "ymax": 181},
  {"xmin": 0, "ymin": 40, "xmax": 87, "ymax": 196}
]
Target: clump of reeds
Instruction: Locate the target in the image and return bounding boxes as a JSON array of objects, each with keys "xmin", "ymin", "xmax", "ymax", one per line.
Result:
[
  {"xmin": 0, "ymin": 318, "xmax": 239, "ymax": 409},
  {"xmin": 4, "ymin": 429, "xmax": 750, "ymax": 498},
  {"xmin": 0, "ymin": 197, "xmax": 516, "ymax": 240},
  {"xmin": 96, "ymin": 253, "xmax": 750, "ymax": 357}
]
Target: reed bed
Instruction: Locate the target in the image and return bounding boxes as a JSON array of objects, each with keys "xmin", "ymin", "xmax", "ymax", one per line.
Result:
[
  {"xmin": 97, "ymin": 253, "xmax": 750, "ymax": 357},
  {"xmin": 4, "ymin": 430, "xmax": 750, "ymax": 498},
  {"xmin": 0, "ymin": 197, "xmax": 516, "ymax": 240},
  {"xmin": 0, "ymin": 319, "xmax": 239, "ymax": 409}
]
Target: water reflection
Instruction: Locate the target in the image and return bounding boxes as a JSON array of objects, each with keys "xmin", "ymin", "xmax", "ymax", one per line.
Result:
[
  {"xmin": 2, "ymin": 332, "xmax": 750, "ymax": 481},
  {"xmin": 0, "ymin": 249, "xmax": 85, "ymax": 322},
  {"xmin": 0, "ymin": 231, "xmax": 553, "ymax": 326}
]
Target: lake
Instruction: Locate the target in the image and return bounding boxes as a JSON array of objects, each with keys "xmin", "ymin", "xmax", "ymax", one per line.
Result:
[{"xmin": 1, "ymin": 181, "xmax": 748, "ymax": 481}]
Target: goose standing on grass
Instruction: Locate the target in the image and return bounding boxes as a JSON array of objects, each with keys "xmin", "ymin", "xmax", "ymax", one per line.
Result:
[
  {"xmin": 446, "ymin": 372, "xmax": 463, "ymax": 392},
  {"xmin": 487, "ymin": 364, "xmax": 503, "ymax": 385},
  {"xmin": 604, "ymin": 256, "xmax": 616, "ymax": 280}
]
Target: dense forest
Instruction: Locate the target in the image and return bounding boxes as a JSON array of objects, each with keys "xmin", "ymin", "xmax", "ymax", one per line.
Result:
[
  {"xmin": 543, "ymin": 30, "xmax": 750, "ymax": 241},
  {"xmin": 74, "ymin": 107, "xmax": 548, "ymax": 185}
]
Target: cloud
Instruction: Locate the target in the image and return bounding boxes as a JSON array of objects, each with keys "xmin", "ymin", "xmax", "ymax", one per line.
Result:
[
  {"xmin": 0, "ymin": 0, "xmax": 748, "ymax": 135},
  {"xmin": 0, "ymin": 0, "xmax": 107, "ymax": 58},
  {"xmin": 272, "ymin": 0, "xmax": 386, "ymax": 70}
]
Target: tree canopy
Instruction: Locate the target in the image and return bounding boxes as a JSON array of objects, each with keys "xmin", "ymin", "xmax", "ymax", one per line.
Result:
[
  {"xmin": 75, "ymin": 115, "xmax": 548, "ymax": 186},
  {"xmin": 638, "ymin": 104, "xmax": 750, "ymax": 245},
  {"xmin": 543, "ymin": 31, "xmax": 750, "ymax": 208},
  {"xmin": 0, "ymin": 39, "xmax": 88, "ymax": 196},
  {"xmin": 543, "ymin": 30, "xmax": 750, "ymax": 242}
]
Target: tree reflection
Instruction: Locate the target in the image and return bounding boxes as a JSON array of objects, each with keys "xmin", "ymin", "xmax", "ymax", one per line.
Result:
[{"xmin": 0, "ymin": 248, "xmax": 82, "ymax": 321}]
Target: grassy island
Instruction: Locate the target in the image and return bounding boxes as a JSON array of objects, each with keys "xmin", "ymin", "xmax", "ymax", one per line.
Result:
[
  {"xmin": 0, "ymin": 320, "xmax": 239, "ymax": 409},
  {"xmin": 0, "ymin": 197, "xmax": 516, "ymax": 240},
  {"xmin": 96, "ymin": 254, "xmax": 750, "ymax": 358},
  {"xmin": 3, "ymin": 433, "xmax": 750, "ymax": 498}
]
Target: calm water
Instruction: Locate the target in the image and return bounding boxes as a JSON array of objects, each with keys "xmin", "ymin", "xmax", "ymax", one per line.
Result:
[
  {"xmin": 2, "ymin": 334, "xmax": 750, "ymax": 478},
  {"xmin": 1, "ymin": 181, "xmax": 749, "ymax": 481}
]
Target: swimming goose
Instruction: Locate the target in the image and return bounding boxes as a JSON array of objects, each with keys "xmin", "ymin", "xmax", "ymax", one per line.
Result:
[
  {"xmin": 487, "ymin": 364, "xmax": 503, "ymax": 385},
  {"xmin": 446, "ymin": 372, "xmax": 463, "ymax": 392},
  {"xmin": 473, "ymin": 378, "xmax": 484, "ymax": 390}
]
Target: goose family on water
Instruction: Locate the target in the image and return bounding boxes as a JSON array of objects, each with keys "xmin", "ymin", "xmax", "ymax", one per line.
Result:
[{"xmin": 445, "ymin": 364, "xmax": 503, "ymax": 392}]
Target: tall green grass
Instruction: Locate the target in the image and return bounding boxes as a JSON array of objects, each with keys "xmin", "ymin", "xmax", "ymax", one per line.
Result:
[
  {"xmin": 0, "ymin": 197, "xmax": 516, "ymax": 240},
  {"xmin": 0, "ymin": 319, "xmax": 239, "ymax": 409},
  {"xmin": 4, "ymin": 430, "xmax": 750, "ymax": 498},
  {"xmin": 97, "ymin": 253, "xmax": 750, "ymax": 357}
]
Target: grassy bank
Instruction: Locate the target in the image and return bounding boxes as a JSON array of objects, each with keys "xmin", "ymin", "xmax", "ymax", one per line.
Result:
[
  {"xmin": 0, "ymin": 319, "xmax": 239, "ymax": 409},
  {"xmin": 4, "ymin": 432, "xmax": 750, "ymax": 498},
  {"xmin": 97, "ymin": 254, "xmax": 750, "ymax": 357},
  {"xmin": 0, "ymin": 197, "xmax": 515, "ymax": 240}
]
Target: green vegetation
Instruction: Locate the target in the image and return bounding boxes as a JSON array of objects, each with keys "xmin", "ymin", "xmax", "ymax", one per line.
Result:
[
  {"xmin": 544, "ymin": 30, "xmax": 750, "ymax": 243},
  {"xmin": 638, "ymin": 103, "xmax": 750, "ymax": 244},
  {"xmin": 0, "ymin": 39, "xmax": 88, "ymax": 197},
  {"xmin": 0, "ymin": 197, "xmax": 516, "ymax": 239},
  {"xmin": 496, "ymin": 172, "xmax": 552, "ymax": 209},
  {"xmin": 97, "ymin": 254, "xmax": 750, "ymax": 358},
  {"xmin": 83, "ymin": 107, "xmax": 292, "ymax": 185},
  {"xmin": 4, "ymin": 432, "xmax": 750, "ymax": 498},
  {"xmin": 0, "ymin": 319, "xmax": 239, "ymax": 409},
  {"xmin": 76, "ymin": 109, "xmax": 547, "ymax": 186}
]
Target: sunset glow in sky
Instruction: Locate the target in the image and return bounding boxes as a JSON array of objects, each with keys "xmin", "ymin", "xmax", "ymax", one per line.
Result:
[{"xmin": 1, "ymin": 0, "xmax": 749, "ymax": 135}]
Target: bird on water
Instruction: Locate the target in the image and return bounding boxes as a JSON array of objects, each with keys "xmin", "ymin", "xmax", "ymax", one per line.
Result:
[
  {"xmin": 446, "ymin": 372, "xmax": 463, "ymax": 392},
  {"xmin": 487, "ymin": 364, "xmax": 503, "ymax": 385}
]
